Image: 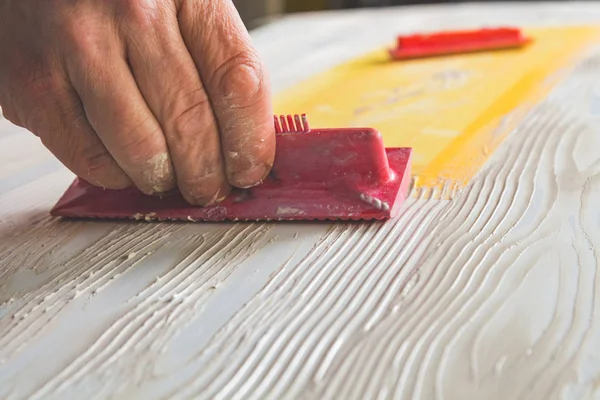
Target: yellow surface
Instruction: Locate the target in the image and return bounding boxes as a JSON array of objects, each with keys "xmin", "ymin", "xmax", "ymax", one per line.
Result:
[{"xmin": 274, "ymin": 26, "xmax": 600, "ymax": 198}]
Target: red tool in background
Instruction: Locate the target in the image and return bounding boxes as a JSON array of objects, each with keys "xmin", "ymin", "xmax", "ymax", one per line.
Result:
[
  {"xmin": 389, "ymin": 27, "xmax": 532, "ymax": 60},
  {"xmin": 50, "ymin": 115, "xmax": 413, "ymax": 222}
]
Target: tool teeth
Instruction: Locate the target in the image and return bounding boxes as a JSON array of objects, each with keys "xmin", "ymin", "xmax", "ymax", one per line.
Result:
[{"xmin": 274, "ymin": 114, "xmax": 310, "ymax": 133}]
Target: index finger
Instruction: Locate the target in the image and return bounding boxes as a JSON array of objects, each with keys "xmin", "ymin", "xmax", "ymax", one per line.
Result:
[{"xmin": 178, "ymin": 0, "xmax": 275, "ymax": 189}]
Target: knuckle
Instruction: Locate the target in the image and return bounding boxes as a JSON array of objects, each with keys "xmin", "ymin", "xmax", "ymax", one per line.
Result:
[
  {"xmin": 212, "ymin": 50, "xmax": 266, "ymax": 109},
  {"xmin": 63, "ymin": 20, "xmax": 117, "ymax": 73},
  {"xmin": 63, "ymin": 17, "xmax": 104, "ymax": 58},
  {"xmin": 166, "ymin": 89, "xmax": 211, "ymax": 140},
  {"xmin": 116, "ymin": 0, "xmax": 163, "ymax": 29},
  {"xmin": 118, "ymin": 117, "xmax": 162, "ymax": 160},
  {"xmin": 68, "ymin": 38, "xmax": 107, "ymax": 71}
]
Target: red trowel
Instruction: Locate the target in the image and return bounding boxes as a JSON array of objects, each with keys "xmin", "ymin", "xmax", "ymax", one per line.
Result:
[
  {"xmin": 50, "ymin": 115, "xmax": 412, "ymax": 222},
  {"xmin": 389, "ymin": 27, "xmax": 532, "ymax": 60}
]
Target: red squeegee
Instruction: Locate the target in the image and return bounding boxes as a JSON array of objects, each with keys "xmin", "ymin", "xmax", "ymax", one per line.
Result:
[
  {"xmin": 389, "ymin": 27, "xmax": 532, "ymax": 60},
  {"xmin": 50, "ymin": 114, "xmax": 412, "ymax": 222}
]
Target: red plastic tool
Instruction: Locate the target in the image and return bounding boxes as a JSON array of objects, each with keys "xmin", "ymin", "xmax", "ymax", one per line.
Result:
[
  {"xmin": 389, "ymin": 27, "xmax": 532, "ymax": 60},
  {"xmin": 50, "ymin": 114, "xmax": 412, "ymax": 222}
]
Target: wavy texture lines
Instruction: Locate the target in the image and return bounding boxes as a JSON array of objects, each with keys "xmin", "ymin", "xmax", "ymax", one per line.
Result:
[{"xmin": 151, "ymin": 51, "xmax": 600, "ymax": 400}]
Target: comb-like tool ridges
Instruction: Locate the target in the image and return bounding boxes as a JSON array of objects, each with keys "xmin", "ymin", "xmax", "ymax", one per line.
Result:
[{"xmin": 274, "ymin": 114, "xmax": 310, "ymax": 133}]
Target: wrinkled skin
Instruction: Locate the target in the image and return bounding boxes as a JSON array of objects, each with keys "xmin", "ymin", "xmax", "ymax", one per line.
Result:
[{"xmin": 0, "ymin": 0, "xmax": 276, "ymax": 205}]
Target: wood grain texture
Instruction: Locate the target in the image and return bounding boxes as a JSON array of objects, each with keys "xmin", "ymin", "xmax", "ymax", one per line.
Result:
[
  {"xmin": 3, "ymin": 3, "xmax": 600, "ymax": 399},
  {"xmin": 126, "ymin": 58, "xmax": 600, "ymax": 399}
]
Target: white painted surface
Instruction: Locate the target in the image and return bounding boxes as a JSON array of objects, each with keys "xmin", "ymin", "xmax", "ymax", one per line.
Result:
[{"xmin": 3, "ymin": 3, "xmax": 600, "ymax": 399}]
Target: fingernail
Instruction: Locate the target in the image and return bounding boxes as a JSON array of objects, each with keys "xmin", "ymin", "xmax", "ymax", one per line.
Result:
[{"xmin": 232, "ymin": 164, "xmax": 268, "ymax": 189}]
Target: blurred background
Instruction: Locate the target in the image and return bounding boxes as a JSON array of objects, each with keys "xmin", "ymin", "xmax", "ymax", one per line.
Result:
[{"xmin": 233, "ymin": 0, "xmax": 441, "ymax": 29}]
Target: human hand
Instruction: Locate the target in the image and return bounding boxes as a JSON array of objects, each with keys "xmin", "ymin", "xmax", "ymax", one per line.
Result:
[{"xmin": 0, "ymin": 0, "xmax": 275, "ymax": 205}]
